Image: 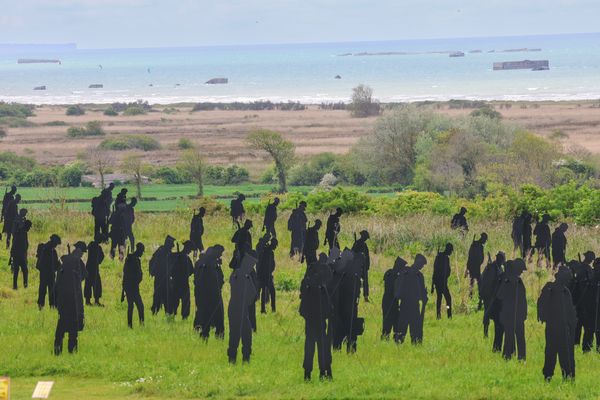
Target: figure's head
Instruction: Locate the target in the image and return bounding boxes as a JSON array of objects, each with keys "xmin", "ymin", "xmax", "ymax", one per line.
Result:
[
  {"xmin": 335, "ymin": 207, "xmax": 343, "ymax": 216},
  {"xmin": 584, "ymin": 251, "xmax": 596, "ymax": 264},
  {"xmin": 19, "ymin": 208, "xmax": 28, "ymax": 217},
  {"xmin": 460, "ymin": 207, "xmax": 467, "ymax": 215},
  {"xmin": 359, "ymin": 230, "xmax": 370, "ymax": 241},
  {"xmin": 314, "ymin": 219, "xmax": 322, "ymax": 230},
  {"xmin": 541, "ymin": 214, "xmax": 551, "ymax": 223},
  {"xmin": 394, "ymin": 257, "xmax": 408, "ymax": 269},
  {"xmin": 212, "ymin": 244, "xmax": 225, "ymax": 260},
  {"xmin": 270, "ymin": 238, "xmax": 279, "ymax": 250},
  {"xmin": 130, "ymin": 197, "xmax": 138, "ymax": 207},
  {"xmin": 50, "ymin": 234, "xmax": 62, "ymax": 247},
  {"xmin": 182, "ymin": 240, "xmax": 195, "ymax": 255},
  {"xmin": 299, "ymin": 201, "xmax": 307, "ymax": 210},
  {"xmin": 413, "ymin": 254, "xmax": 427, "ymax": 270},
  {"xmin": 593, "ymin": 258, "xmax": 600, "ymax": 272},
  {"xmin": 318, "ymin": 252, "xmax": 328, "ymax": 263},
  {"xmin": 120, "ymin": 188, "xmax": 128, "ymax": 195},
  {"xmin": 164, "ymin": 235, "xmax": 175, "ymax": 249},
  {"xmin": 444, "ymin": 243, "xmax": 454, "ymax": 255},
  {"xmin": 238, "ymin": 193, "xmax": 246, "ymax": 201},
  {"xmin": 73, "ymin": 241, "xmax": 88, "ymax": 254},
  {"xmin": 513, "ymin": 258, "xmax": 527, "ymax": 275},
  {"xmin": 108, "ymin": 182, "xmax": 115, "ymax": 190},
  {"xmin": 273, "ymin": 197, "xmax": 280, "ymax": 206},
  {"xmin": 480, "ymin": 232, "xmax": 488, "ymax": 244},
  {"xmin": 555, "ymin": 266, "xmax": 573, "ymax": 286},
  {"xmin": 559, "ymin": 222, "xmax": 569, "ymax": 233},
  {"xmin": 9, "ymin": 185, "xmax": 16, "ymax": 194},
  {"xmin": 198, "ymin": 207, "xmax": 206, "ymax": 217},
  {"xmin": 496, "ymin": 251, "xmax": 506, "ymax": 265},
  {"xmin": 244, "ymin": 219, "xmax": 253, "ymax": 230},
  {"xmin": 135, "ymin": 242, "xmax": 146, "ymax": 257},
  {"xmin": 15, "ymin": 194, "xmax": 21, "ymax": 203}
]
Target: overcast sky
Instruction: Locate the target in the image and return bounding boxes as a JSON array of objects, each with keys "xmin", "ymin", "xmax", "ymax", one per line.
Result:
[{"xmin": 1, "ymin": 0, "xmax": 599, "ymax": 48}]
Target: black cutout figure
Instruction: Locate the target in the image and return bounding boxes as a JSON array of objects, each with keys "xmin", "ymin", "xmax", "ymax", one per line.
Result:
[
  {"xmin": 551, "ymin": 223, "xmax": 568, "ymax": 268},
  {"xmin": 263, "ymin": 197, "xmax": 279, "ymax": 238},
  {"xmin": 230, "ymin": 194, "xmax": 246, "ymax": 228},
  {"xmin": 538, "ymin": 266, "xmax": 576, "ymax": 381},
  {"xmin": 382, "ymin": 257, "xmax": 407, "ymax": 341},
  {"xmin": 36, "ymin": 234, "xmax": 62, "ymax": 309},
  {"xmin": 109, "ymin": 202, "xmax": 127, "ymax": 261},
  {"xmin": 480, "ymin": 252, "xmax": 506, "ymax": 349},
  {"xmin": 227, "ymin": 253, "xmax": 259, "ymax": 363},
  {"xmin": 123, "ymin": 197, "xmax": 137, "ymax": 250},
  {"xmin": 149, "ymin": 235, "xmax": 175, "ymax": 314},
  {"xmin": 122, "ymin": 243, "xmax": 145, "ymax": 328},
  {"xmin": 432, "ymin": 243, "xmax": 453, "ymax": 319},
  {"xmin": 288, "ymin": 201, "xmax": 308, "ymax": 259},
  {"xmin": 395, "ymin": 254, "xmax": 428, "ymax": 344},
  {"xmin": 352, "ymin": 230, "xmax": 371, "ymax": 302},
  {"xmin": 466, "ymin": 233, "xmax": 487, "ymax": 308},
  {"xmin": 3, "ymin": 193, "xmax": 20, "ymax": 249},
  {"xmin": 512, "ymin": 211, "xmax": 533, "ymax": 260},
  {"xmin": 569, "ymin": 251, "xmax": 594, "ymax": 346},
  {"xmin": 302, "ymin": 219, "xmax": 322, "ymax": 266},
  {"xmin": 10, "ymin": 209, "xmax": 30, "ymax": 290},
  {"xmin": 450, "ymin": 207, "xmax": 468, "ymax": 234},
  {"xmin": 190, "ymin": 207, "xmax": 206, "ymax": 258},
  {"xmin": 300, "ymin": 254, "xmax": 333, "ymax": 381},
  {"xmin": 167, "ymin": 240, "xmax": 194, "ymax": 319},
  {"xmin": 257, "ymin": 236, "xmax": 277, "ymax": 314},
  {"xmin": 581, "ymin": 258, "xmax": 600, "ymax": 353},
  {"xmin": 496, "ymin": 259, "xmax": 527, "ymax": 360},
  {"xmin": 324, "ymin": 208, "xmax": 342, "ymax": 251},
  {"xmin": 92, "ymin": 186, "xmax": 111, "ymax": 243},
  {"xmin": 1, "ymin": 185, "xmax": 16, "ymax": 241},
  {"xmin": 84, "ymin": 240, "xmax": 105, "ymax": 306},
  {"xmin": 115, "ymin": 188, "xmax": 128, "ymax": 208},
  {"xmin": 194, "ymin": 245, "xmax": 225, "ymax": 340},
  {"xmin": 230, "ymin": 220, "xmax": 253, "ymax": 269},
  {"xmin": 54, "ymin": 242, "xmax": 87, "ymax": 355},
  {"xmin": 534, "ymin": 214, "xmax": 552, "ymax": 269}
]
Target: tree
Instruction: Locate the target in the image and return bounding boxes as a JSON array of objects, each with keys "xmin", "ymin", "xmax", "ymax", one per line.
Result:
[
  {"xmin": 122, "ymin": 154, "xmax": 146, "ymax": 199},
  {"xmin": 179, "ymin": 149, "xmax": 205, "ymax": 196},
  {"xmin": 350, "ymin": 84, "xmax": 380, "ymax": 118},
  {"xmin": 85, "ymin": 147, "xmax": 114, "ymax": 188},
  {"xmin": 247, "ymin": 129, "xmax": 295, "ymax": 193}
]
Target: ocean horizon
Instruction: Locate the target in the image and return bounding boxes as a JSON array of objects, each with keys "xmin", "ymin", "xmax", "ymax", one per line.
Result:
[{"xmin": 1, "ymin": 32, "xmax": 600, "ymax": 105}]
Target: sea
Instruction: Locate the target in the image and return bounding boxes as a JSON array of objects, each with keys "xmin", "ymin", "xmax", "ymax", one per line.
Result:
[{"xmin": 1, "ymin": 33, "xmax": 600, "ymax": 105}]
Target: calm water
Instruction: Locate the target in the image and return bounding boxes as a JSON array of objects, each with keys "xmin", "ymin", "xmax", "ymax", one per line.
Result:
[{"xmin": 1, "ymin": 33, "xmax": 600, "ymax": 104}]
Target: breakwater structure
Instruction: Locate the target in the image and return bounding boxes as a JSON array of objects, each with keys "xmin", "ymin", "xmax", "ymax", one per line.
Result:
[{"xmin": 493, "ymin": 60, "xmax": 549, "ymax": 71}]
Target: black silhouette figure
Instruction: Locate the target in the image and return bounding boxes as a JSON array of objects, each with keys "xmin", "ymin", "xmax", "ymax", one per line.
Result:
[
  {"xmin": 569, "ymin": 251, "xmax": 594, "ymax": 346},
  {"xmin": 167, "ymin": 240, "xmax": 194, "ymax": 319},
  {"xmin": 190, "ymin": 207, "xmax": 206, "ymax": 258},
  {"xmin": 194, "ymin": 245, "xmax": 226, "ymax": 340},
  {"xmin": 496, "ymin": 259, "xmax": 527, "ymax": 360},
  {"xmin": 432, "ymin": 243, "xmax": 453, "ymax": 319},
  {"xmin": 3, "ymin": 193, "xmax": 20, "ymax": 249},
  {"xmin": 230, "ymin": 219, "xmax": 253, "ymax": 269},
  {"xmin": 36, "ymin": 234, "xmax": 62, "ymax": 309},
  {"xmin": 512, "ymin": 211, "xmax": 533, "ymax": 260},
  {"xmin": 263, "ymin": 197, "xmax": 279, "ymax": 238},
  {"xmin": 10, "ymin": 210, "xmax": 31, "ymax": 290},
  {"xmin": 300, "ymin": 254, "xmax": 333, "ymax": 381},
  {"xmin": 480, "ymin": 252, "xmax": 506, "ymax": 350},
  {"xmin": 92, "ymin": 186, "xmax": 111, "ymax": 243},
  {"xmin": 288, "ymin": 201, "xmax": 308, "ymax": 258},
  {"xmin": 581, "ymin": 258, "xmax": 600, "ymax": 353},
  {"xmin": 534, "ymin": 214, "xmax": 552, "ymax": 269},
  {"xmin": 227, "ymin": 253, "xmax": 259, "ymax": 363},
  {"xmin": 109, "ymin": 202, "xmax": 127, "ymax": 261},
  {"xmin": 551, "ymin": 223, "xmax": 568, "ymax": 268},
  {"xmin": 230, "ymin": 193, "xmax": 246, "ymax": 228},
  {"xmin": 324, "ymin": 208, "xmax": 342, "ymax": 251},
  {"xmin": 115, "ymin": 188, "xmax": 128, "ymax": 208},
  {"xmin": 466, "ymin": 233, "xmax": 488, "ymax": 308},
  {"xmin": 538, "ymin": 266, "xmax": 576, "ymax": 381},
  {"xmin": 54, "ymin": 242, "xmax": 87, "ymax": 355},
  {"xmin": 1, "ymin": 185, "xmax": 16, "ymax": 241},
  {"xmin": 352, "ymin": 230, "xmax": 371, "ymax": 302},
  {"xmin": 302, "ymin": 219, "xmax": 322, "ymax": 265},
  {"xmin": 122, "ymin": 197, "xmax": 137, "ymax": 250},
  {"xmin": 122, "ymin": 243, "xmax": 145, "ymax": 328},
  {"xmin": 84, "ymin": 240, "xmax": 105, "ymax": 306},
  {"xmin": 450, "ymin": 207, "xmax": 468, "ymax": 234},
  {"xmin": 149, "ymin": 235, "xmax": 175, "ymax": 314},
  {"xmin": 395, "ymin": 254, "xmax": 428, "ymax": 344},
  {"xmin": 382, "ymin": 257, "xmax": 407, "ymax": 341},
  {"xmin": 257, "ymin": 235, "xmax": 277, "ymax": 314}
]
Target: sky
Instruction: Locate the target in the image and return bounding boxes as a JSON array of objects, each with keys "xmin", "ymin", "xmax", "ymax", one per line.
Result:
[{"xmin": 1, "ymin": 0, "xmax": 599, "ymax": 48}]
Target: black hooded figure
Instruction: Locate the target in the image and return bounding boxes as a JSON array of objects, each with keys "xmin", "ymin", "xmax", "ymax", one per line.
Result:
[
  {"xmin": 230, "ymin": 220, "xmax": 253, "ymax": 269},
  {"xmin": 190, "ymin": 207, "xmax": 206, "ymax": 258},
  {"xmin": 512, "ymin": 211, "xmax": 533, "ymax": 259},
  {"xmin": 257, "ymin": 237, "xmax": 277, "ymax": 314},
  {"xmin": 352, "ymin": 230, "xmax": 371, "ymax": 302},
  {"xmin": 168, "ymin": 240, "xmax": 194, "ymax": 319},
  {"xmin": 92, "ymin": 189, "xmax": 110, "ymax": 243},
  {"xmin": 194, "ymin": 245, "xmax": 226, "ymax": 340},
  {"xmin": 324, "ymin": 208, "xmax": 342, "ymax": 251},
  {"xmin": 149, "ymin": 235, "xmax": 175, "ymax": 314},
  {"xmin": 570, "ymin": 251, "xmax": 594, "ymax": 346},
  {"xmin": 450, "ymin": 207, "xmax": 468, "ymax": 234},
  {"xmin": 36, "ymin": 234, "xmax": 62, "ymax": 309},
  {"xmin": 227, "ymin": 253, "xmax": 259, "ymax": 364},
  {"xmin": 54, "ymin": 242, "xmax": 87, "ymax": 355},
  {"xmin": 263, "ymin": 197, "xmax": 279, "ymax": 238},
  {"xmin": 395, "ymin": 254, "xmax": 428, "ymax": 344},
  {"xmin": 480, "ymin": 252, "xmax": 506, "ymax": 348},
  {"xmin": 496, "ymin": 259, "xmax": 527, "ymax": 360},
  {"xmin": 122, "ymin": 197, "xmax": 137, "ymax": 250},
  {"xmin": 3, "ymin": 193, "xmax": 20, "ymax": 248},
  {"xmin": 382, "ymin": 257, "xmax": 407, "ymax": 341},
  {"xmin": 10, "ymin": 211, "xmax": 31, "ymax": 290},
  {"xmin": 1, "ymin": 185, "xmax": 16, "ymax": 241},
  {"xmin": 466, "ymin": 233, "xmax": 488, "ymax": 308},
  {"xmin": 432, "ymin": 243, "xmax": 453, "ymax": 319},
  {"xmin": 115, "ymin": 188, "xmax": 128, "ymax": 208},
  {"xmin": 302, "ymin": 219, "xmax": 322, "ymax": 266},
  {"xmin": 84, "ymin": 240, "xmax": 105, "ymax": 306},
  {"xmin": 288, "ymin": 201, "xmax": 308, "ymax": 258},
  {"xmin": 122, "ymin": 243, "xmax": 145, "ymax": 328},
  {"xmin": 230, "ymin": 193, "xmax": 246, "ymax": 228},
  {"xmin": 581, "ymin": 258, "xmax": 600, "ymax": 353},
  {"xmin": 534, "ymin": 214, "xmax": 552, "ymax": 269},
  {"xmin": 551, "ymin": 223, "xmax": 568, "ymax": 268},
  {"xmin": 109, "ymin": 202, "xmax": 127, "ymax": 261},
  {"xmin": 538, "ymin": 267, "xmax": 576, "ymax": 381},
  {"xmin": 300, "ymin": 254, "xmax": 334, "ymax": 381}
]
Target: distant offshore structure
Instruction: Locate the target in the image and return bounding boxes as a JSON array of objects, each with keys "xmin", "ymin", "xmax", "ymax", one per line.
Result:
[
  {"xmin": 18, "ymin": 59, "xmax": 61, "ymax": 64},
  {"xmin": 493, "ymin": 60, "xmax": 550, "ymax": 71},
  {"xmin": 449, "ymin": 51, "xmax": 465, "ymax": 57}
]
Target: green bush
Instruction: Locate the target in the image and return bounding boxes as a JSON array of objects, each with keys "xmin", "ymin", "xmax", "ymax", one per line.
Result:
[
  {"xmin": 99, "ymin": 134, "xmax": 161, "ymax": 151},
  {"xmin": 152, "ymin": 166, "xmax": 190, "ymax": 184},
  {"xmin": 67, "ymin": 121, "xmax": 105, "ymax": 138},
  {"xmin": 43, "ymin": 121, "xmax": 67, "ymax": 126},
  {"xmin": 178, "ymin": 138, "xmax": 194, "ymax": 149},
  {"xmin": 204, "ymin": 165, "xmax": 250, "ymax": 185},
  {"xmin": 0, "ymin": 102, "xmax": 34, "ymax": 118},
  {"xmin": 0, "ymin": 116, "xmax": 35, "ymax": 127},
  {"xmin": 123, "ymin": 106, "xmax": 146, "ymax": 116},
  {"xmin": 58, "ymin": 163, "xmax": 84, "ymax": 187},
  {"xmin": 470, "ymin": 107, "xmax": 502, "ymax": 119},
  {"xmin": 66, "ymin": 105, "xmax": 85, "ymax": 116},
  {"xmin": 103, "ymin": 107, "xmax": 118, "ymax": 116}
]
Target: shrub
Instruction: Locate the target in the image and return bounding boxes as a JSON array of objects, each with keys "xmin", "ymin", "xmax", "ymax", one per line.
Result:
[
  {"xmin": 103, "ymin": 107, "xmax": 118, "ymax": 116},
  {"xmin": 178, "ymin": 138, "xmax": 194, "ymax": 150},
  {"xmin": 99, "ymin": 135, "xmax": 161, "ymax": 151},
  {"xmin": 123, "ymin": 106, "xmax": 146, "ymax": 116},
  {"xmin": 153, "ymin": 166, "xmax": 190, "ymax": 184},
  {"xmin": 58, "ymin": 163, "xmax": 84, "ymax": 187},
  {"xmin": 204, "ymin": 165, "xmax": 250, "ymax": 185},
  {"xmin": 470, "ymin": 107, "xmax": 502, "ymax": 119},
  {"xmin": 66, "ymin": 105, "xmax": 85, "ymax": 116},
  {"xmin": 0, "ymin": 116, "xmax": 35, "ymax": 127},
  {"xmin": 349, "ymin": 85, "xmax": 380, "ymax": 118},
  {"xmin": 44, "ymin": 121, "xmax": 67, "ymax": 126},
  {"xmin": 0, "ymin": 102, "xmax": 34, "ymax": 118},
  {"xmin": 0, "ymin": 128, "xmax": 5, "ymax": 139},
  {"xmin": 67, "ymin": 121, "xmax": 105, "ymax": 138}
]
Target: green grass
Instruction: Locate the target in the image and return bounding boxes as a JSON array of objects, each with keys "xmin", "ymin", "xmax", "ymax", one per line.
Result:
[{"xmin": 1, "ymin": 211, "xmax": 600, "ymax": 399}]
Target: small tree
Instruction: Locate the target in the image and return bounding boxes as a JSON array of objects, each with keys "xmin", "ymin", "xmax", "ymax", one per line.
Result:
[
  {"xmin": 122, "ymin": 154, "xmax": 146, "ymax": 199},
  {"xmin": 350, "ymin": 84, "xmax": 380, "ymax": 118},
  {"xmin": 86, "ymin": 147, "xmax": 114, "ymax": 188},
  {"xmin": 179, "ymin": 149, "xmax": 204, "ymax": 196},
  {"xmin": 247, "ymin": 129, "xmax": 295, "ymax": 193}
]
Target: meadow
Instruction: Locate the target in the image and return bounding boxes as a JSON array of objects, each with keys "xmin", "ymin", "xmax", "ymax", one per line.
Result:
[{"xmin": 1, "ymin": 205, "xmax": 600, "ymax": 399}]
